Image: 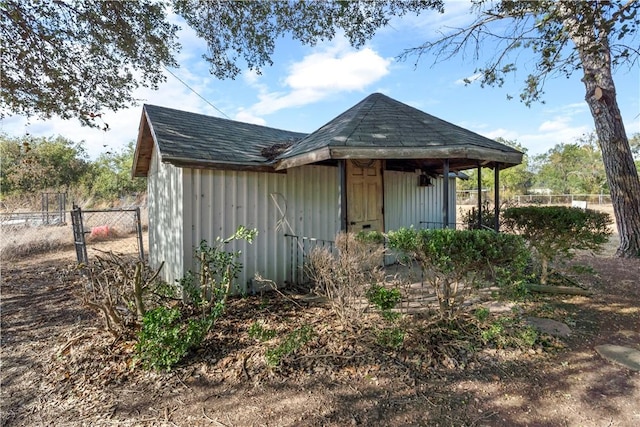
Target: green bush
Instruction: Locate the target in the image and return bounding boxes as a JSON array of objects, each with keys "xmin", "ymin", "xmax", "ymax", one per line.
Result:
[
  {"xmin": 137, "ymin": 226, "xmax": 258, "ymax": 371},
  {"xmin": 366, "ymin": 284, "xmax": 401, "ymax": 311},
  {"xmin": 502, "ymin": 206, "xmax": 611, "ymax": 284},
  {"xmin": 136, "ymin": 306, "xmax": 218, "ymax": 371},
  {"xmin": 387, "ymin": 228, "xmax": 530, "ymax": 318}
]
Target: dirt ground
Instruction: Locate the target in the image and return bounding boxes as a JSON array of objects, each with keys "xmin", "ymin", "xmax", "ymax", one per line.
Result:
[{"xmin": 1, "ymin": 235, "xmax": 639, "ymax": 426}]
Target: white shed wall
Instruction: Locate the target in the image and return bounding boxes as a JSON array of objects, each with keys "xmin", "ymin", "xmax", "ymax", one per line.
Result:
[
  {"xmin": 148, "ymin": 163, "xmax": 459, "ymax": 289},
  {"xmin": 384, "ymin": 171, "xmax": 457, "ymax": 231},
  {"xmin": 148, "ymin": 148, "xmax": 185, "ymax": 285},
  {"xmin": 182, "ymin": 164, "xmax": 340, "ymax": 291}
]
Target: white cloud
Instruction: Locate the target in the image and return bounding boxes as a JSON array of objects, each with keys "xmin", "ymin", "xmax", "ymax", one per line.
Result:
[
  {"xmin": 538, "ymin": 117, "xmax": 571, "ymax": 132},
  {"xmin": 478, "ymin": 121, "xmax": 591, "ymax": 156},
  {"xmin": 234, "ymin": 109, "xmax": 267, "ymax": 126},
  {"xmin": 480, "ymin": 127, "xmax": 520, "ymax": 141},
  {"xmin": 244, "ymin": 39, "xmax": 392, "ymax": 117},
  {"xmin": 454, "ymin": 72, "xmax": 482, "ymax": 86}
]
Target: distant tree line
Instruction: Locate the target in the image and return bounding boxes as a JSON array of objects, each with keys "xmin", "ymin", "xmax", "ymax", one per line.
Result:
[
  {"xmin": 459, "ymin": 132, "xmax": 640, "ymax": 198},
  {"xmin": 2, "ymin": 131, "xmax": 638, "ymax": 206},
  {"xmin": 0, "ymin": 134, "xmax": 146, "ymax": 204}
]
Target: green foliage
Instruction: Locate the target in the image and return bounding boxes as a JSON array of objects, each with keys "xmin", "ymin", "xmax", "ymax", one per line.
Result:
[
  {"xmin": 474, "ymin": 307, "xmax": 490, "ymax": 322},
  {"xmin": 480, "ymin": 317, "xmax": 539, "ymax": 350},
  {"xmin": 4, "ymin": 0, "xmax": 444, "ymax": 124},
  {"xmin": 0, "ymin": 134, "xmax": 89, "ymax": 195},
  {"xmin": 376, "ymin": 327, "xmax": 405, "ymax": 349},
  {"xmin": 85, "ymin": 142, "xmax": 146, "ymax": 200},
  {"xmin": 355, "ymin": 230, "xmax": 385, "ymax": 245},
  {"xmin": 182, "ymin": 226, "xmax": 258, "ymax": 305},
  {"xmin": 458, "ymin": 139, "xmax": 533, "ymax": 197},
  {"xmin": 1, "ymin": 134, "xmax": 144, "ymax": 204},
  {"xmin": 387, "ymin": 228, "xmax": 530, "ymax": 318},
  {"xmin": 174, "ymin": 1, "xmax": 443, "ymax": 80},
  {"xmin": 136, "ymin": 306, "xmax": 218, "ymax": 371},
  {"xmin": 2, "ymin": 0, "xmax": 178, "ymax": 125},
  {"xmin": 366, "ymin": 284, "xmax": 401, "ymax": 311},
  {"xmin": 533, "ymin": 136, "xmax": 608, "ymax": 195},
  {"xmin": 265, "ymin": 325, "xmax": 314, "ymax": 368},
  {"xmin": 502, "ymin": 206, "xmax": 612, "ymax": 284},
  {"xmin": 248, "ymin": 321, "xmax": 277, "ymax": 342}
]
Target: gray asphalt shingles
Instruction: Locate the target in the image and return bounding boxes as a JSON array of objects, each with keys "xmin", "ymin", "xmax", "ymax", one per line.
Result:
[
  {"xmin": 278, "ymin": 93, "xmax": 520, "ymax": 159},
  {"xmin": 144, "ymin": 104, "xmax": 306, "ymax": 165},
  {"xmin": 143, "ymin": 93, "xmax": 520, "ymax": 167}
]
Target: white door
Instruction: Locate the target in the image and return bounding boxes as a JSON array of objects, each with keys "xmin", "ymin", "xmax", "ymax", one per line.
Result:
[{"xmin": 346, "ymin": 159, "xmax": 384, "ymax": 233}]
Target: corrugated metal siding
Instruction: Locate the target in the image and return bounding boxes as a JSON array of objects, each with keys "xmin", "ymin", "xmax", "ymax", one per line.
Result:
[
  {"xmin": 384, "ymin": 171, "xmax": 457, "ymax": 231},
  {"xmin": 148, "ymin": 164, "xmax": 458, "ymax": 290},
  {"xmin": 148, "ymin": 148, "xmax": 185, "ymax": 285},
  {"xmin": 182, "ymin": 165, "xmax": 340, "ymax": 291}
]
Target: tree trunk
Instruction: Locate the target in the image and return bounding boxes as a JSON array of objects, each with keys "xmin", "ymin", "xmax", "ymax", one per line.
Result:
[{"xmin": 566, "ymin": 5, "xmax": 640, "ymax": 258}]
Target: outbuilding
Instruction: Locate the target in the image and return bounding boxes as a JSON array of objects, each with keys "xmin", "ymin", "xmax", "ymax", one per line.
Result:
[{"xmin": 132, "ymin": 93, "xmax": 522, "ymax": 291}]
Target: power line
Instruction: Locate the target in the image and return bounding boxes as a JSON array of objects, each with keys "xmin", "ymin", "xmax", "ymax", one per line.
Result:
[{"xmin": 162, "ymin": 66, "xmax": 231, "ymax": 119}]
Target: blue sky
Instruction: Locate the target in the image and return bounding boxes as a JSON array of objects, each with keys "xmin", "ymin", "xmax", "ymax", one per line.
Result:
[{"xmin": 1, "ymin": 1, "xmax": 639, "ymax": 160}]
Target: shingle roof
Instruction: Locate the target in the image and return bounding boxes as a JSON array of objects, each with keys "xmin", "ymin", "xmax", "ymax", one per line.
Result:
[
  {"xmin": 135, "ymin": 104, "xmax": 306, "ymax": 173},
  {"xmin": 133, "ymin": 93, "xmax": 522, "ymax": 177},
  {"xmin": 275, "ymin": 93, "xmax": 522, "ymax": 169}
]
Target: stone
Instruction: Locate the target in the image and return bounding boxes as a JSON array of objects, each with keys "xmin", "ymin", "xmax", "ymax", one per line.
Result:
[
  {"xmin": 525, "ymin": 317, "xmax": 572, "ymax": 337},
  {"xmin": 595, "ymin": 344, "xmax": 640, "ymax": 371},
  {"xmin": 481, "ymin": 301, "xmax": 518, "ymax": 314}
]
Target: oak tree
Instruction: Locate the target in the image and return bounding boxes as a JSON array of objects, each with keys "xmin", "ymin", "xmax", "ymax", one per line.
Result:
[
  {"xmin": 401, "ymin": 0, "xmax": 640, "ymax": 257},
  {"xmin": 1, "ymin": 0, "xmax": 178, "ymax": 126}
]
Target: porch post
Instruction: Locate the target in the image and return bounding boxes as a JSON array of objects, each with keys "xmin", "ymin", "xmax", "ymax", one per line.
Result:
[
  {"xmin": 494, "ymin": 164, "xmax": 500, "ymax": 232},
  {"xmin": 339, "ymin": 159, "xmax": 348, "ymax": 231},
  {"xmin": 443, "ymin": 159, "xmax": 450, "ymax": 229},
  {"xmin": 477, "ymin": 163, "xmax": 482, "ymax": 229}
]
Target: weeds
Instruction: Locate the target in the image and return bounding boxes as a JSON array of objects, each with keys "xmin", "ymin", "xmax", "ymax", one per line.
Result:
[
  {"xmin": 376, "ymin": 327, "xmax": 405, "ymax": 349},
  {"xmin": 248, "ymin": 321, "xmax": 277, "ymax": 342},
  {"xmin": 479, "ymin": 316, "xmax": 540, "ymax": 349},
  {"xmin": 265, "ymin": 325, "xmax": 314, "ymax": 367}
]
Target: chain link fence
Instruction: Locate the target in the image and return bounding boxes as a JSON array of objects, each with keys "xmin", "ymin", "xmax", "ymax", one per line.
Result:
[
  {"xmin": 0, "ymin": 205, "xmax": 147, "ymax": 262},
  {"xmin": 71, "ymin": 206, "xmax": 146, "ymax": 265}
]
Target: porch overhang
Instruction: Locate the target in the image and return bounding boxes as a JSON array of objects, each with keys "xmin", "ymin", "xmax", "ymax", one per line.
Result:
[{"xmin": 275, "ymin": 146, "xmax": 523, "ymax": 171}]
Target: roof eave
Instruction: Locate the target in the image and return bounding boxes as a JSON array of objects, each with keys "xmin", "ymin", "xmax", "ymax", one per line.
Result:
[
  {"xmin": 132, "ymin": 107, "xmax": 155, "ymax": 178},
  {"xmin": 276, "ymin": 146, "xmax": 522, "ymax": 170},
  {"xmin": 163, "ymin": 155, "xmax": 283, "ymax": 173},
  {"xmin": 274, "ymin": 147, "xmax": 332, "ymax": 170}
]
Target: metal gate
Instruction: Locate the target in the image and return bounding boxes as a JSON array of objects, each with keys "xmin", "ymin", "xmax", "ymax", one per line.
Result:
[{"xmin": 70, "ymin": 205, "xmax": 145, "ymax": 265}]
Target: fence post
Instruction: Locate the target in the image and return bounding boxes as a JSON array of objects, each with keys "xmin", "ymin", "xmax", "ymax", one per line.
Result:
[
  {"xmin": 135, "ymin": 207, "xmax": 145, "ymax": 261},
  {"xmin": 70, "ymin": 205, "xmax": 88, "ymax": 265}
]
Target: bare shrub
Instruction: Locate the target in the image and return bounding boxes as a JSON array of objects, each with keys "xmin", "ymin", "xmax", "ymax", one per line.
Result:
[
  {"xmin": 81, "ymin": 251, "xmax": 165, "ymax": 337},
  {"xmin": 305, "ymin": 232, "xmax": 386, "ymax": 328}
]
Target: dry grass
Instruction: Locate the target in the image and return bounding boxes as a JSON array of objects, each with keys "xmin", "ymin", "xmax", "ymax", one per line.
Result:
[{"xmin": 0, "ymin": 225, "xmax": 74, "ymax": 260}]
